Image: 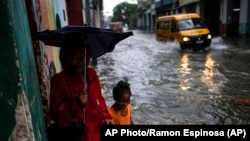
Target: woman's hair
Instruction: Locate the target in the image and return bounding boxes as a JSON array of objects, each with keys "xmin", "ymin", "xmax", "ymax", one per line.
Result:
[{"xmin": 112, "ymin": 80, "xmax": 132, "ymax": 100}]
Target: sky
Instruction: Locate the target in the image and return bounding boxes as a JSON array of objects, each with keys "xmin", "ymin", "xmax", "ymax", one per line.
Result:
[{"xmin": 103, "ymin": 0, "xmax": 137, "ymax": 17}]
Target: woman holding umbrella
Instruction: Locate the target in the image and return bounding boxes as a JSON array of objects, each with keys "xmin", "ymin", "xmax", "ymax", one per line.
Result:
[
  {"xmin": 34, "ymin": 25, "xmax": 133, "ymax": 141},
  {"xmin": 48, "ymin": 36, "xmax": 113, "ymax": 141}
]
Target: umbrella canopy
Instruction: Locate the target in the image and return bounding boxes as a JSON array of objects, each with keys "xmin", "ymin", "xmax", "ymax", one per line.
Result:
[{"xmin": 33, "ymin": 25, "xmax": 133, "ymax": 58}]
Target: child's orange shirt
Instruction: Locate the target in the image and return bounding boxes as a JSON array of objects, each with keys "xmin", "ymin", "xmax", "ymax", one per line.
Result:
[{"xmin": 108, "ymin": 104, "xmax": 133, "ymax": 125}]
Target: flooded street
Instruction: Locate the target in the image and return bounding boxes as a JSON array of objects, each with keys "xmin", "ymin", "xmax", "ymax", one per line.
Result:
[{"xmin": 94, "ymin": 30, "xmax": 250, "ymax": 125}]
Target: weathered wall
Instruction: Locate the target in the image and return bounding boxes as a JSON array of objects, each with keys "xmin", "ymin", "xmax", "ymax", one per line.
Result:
[
  {"xmin": 42, "ymin": 0, "xmax": 61, "ymax": 74},
  {"xmin": 0, "ymin": 0, "xmax": 46, "ymax": 140},
  {"xmin": 66, "ymin": 0, "xmax": 84, "ymax": 25},
  {"xmin": 25, "ymin": 0, "xmax": 66, "ymax": 129},
  {"xmin": 0, "ymin": 0, "xmax": 88, "ymax": 140},
  {"xmin": 239, "ymin": 0, "xmax": 250, "ymax": 37}
]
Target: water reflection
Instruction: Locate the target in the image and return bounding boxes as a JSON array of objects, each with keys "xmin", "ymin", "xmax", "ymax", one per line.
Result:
[
  {"xmin": 178, "ymin": 51, "xmax": 224, "ymax": 98},
  {"xmin": 200, "ymin": 53, "xmax": 223, "ymax": 98},
  {"xmin": 178, "ymin": 53, "xmax": 192, "ymax": 90}
]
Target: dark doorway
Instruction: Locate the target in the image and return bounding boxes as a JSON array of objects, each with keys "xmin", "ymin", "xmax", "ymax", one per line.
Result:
[
  {"xmin": 204, "ymin": 0, "xmax": 220, "ymax": 36},
  {"xmin": 226, "ymin": 0, "xmax": 240, "ymax": 37},
  {"xmin": 56, "ymin": 14, "xmax": 61, "ymax": 28}
]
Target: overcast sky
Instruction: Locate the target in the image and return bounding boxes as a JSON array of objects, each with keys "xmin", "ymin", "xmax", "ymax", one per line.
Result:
[{"xmin": 103, "ymin": 0, "xmax": 137, "ymax": 17}]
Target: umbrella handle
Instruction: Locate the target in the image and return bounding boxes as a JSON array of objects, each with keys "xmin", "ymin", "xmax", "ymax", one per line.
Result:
[
  {"xmin": 83, "ymin": 40, "xmax": 87, "ymax": 92},
  {"xmin": 83, "ymin": 48, "xmax": 87, "ymax": 92}
]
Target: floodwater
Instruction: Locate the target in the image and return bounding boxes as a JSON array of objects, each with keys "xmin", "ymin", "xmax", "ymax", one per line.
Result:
[{"xmin": 94, "ymin": 30, "xmax": 250, "ymax": 125}]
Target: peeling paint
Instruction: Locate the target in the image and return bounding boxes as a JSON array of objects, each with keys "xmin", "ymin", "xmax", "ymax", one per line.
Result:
[
  {"xmin": 16, "ymin": 60, "xmax": 20, "ymax": 68},
  {"xmin": 8, "ymin": 93, "xmax": 35, "ymax": 141}
]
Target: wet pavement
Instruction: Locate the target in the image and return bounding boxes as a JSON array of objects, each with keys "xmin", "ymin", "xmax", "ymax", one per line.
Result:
[{"xmin": 94, "ymin": 30, "xmax": 250, "ymax": 125}]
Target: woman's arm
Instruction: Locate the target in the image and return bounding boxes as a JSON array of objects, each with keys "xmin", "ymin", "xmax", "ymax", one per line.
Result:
[{"xmin": 87, "ymin": 68, "xmax": 113, "ymax": 123}]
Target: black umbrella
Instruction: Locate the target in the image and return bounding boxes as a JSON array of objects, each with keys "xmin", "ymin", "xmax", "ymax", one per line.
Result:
[
  {"xmin": 33, "ymin": 25, "xmax": 133, "ymax": 58},
  {"xmin": 34, "ymin": 25, "xmax": 133, "ymax": 92}
]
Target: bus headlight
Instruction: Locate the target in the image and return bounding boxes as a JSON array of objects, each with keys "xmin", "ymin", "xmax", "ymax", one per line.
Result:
[
  {"xmin": 183, "ymin": 37, "xmax": 190, "ymax": 42},
  {"xmin": 207, "ymin": 34, "xmax": 212, "ymax": 39}
]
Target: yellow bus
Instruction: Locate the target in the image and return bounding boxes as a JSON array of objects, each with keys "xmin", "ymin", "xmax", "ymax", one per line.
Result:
[{"xmin": 156, "ymin": 13, "xmax": 212, "ymax": 50}]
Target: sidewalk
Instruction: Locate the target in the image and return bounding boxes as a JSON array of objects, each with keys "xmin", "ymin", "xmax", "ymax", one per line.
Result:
[{"xmin": 221, "ymin": 36, "xmax": 250, "ymax": 48}]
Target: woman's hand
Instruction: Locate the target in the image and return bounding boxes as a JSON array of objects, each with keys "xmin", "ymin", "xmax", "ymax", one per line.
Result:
[
  {"xmin": 103, "ymin": 119, "xmax": 114, "ymax": 125},
  {"xmin": 79, "ymin": 91, "xmax": 88, "ymax": 105}
]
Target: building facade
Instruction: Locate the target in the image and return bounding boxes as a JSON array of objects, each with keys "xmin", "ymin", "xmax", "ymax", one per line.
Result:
[{"xmin": 137, "ymin": 0, "xmax": 250, "ymax": 38}]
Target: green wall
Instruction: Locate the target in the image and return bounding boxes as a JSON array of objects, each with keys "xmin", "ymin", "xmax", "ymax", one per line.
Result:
[{"xmin": 0, "ymin": 0, "xmax": 46, "ymax": 140}]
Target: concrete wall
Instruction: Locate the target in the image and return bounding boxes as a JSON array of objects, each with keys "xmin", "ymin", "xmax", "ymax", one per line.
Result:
[
  {"xmin": 0, "ymin": 0, "xmax": 69, "ymax": 140},
  {"xmin": 239, "ymin": 0, "xmax": 250, "ymax": 37},
  {"xmin": 66, "ymin": 0, "xmax": 84, "ymax": 25},
  {"xmin": 0, "ymin": 0, "xmax": 46, "ymax": 140}
]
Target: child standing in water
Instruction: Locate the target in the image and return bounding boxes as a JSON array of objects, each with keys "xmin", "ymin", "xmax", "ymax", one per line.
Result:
[{"xmin": 108, "ymin": 80, "xmax": 134, "ymax": 125}]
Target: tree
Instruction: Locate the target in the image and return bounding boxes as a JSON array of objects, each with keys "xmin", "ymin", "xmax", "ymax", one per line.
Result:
[{"xmin": 112, "ymin": 2, "xmax": 137, "ymax": 29}]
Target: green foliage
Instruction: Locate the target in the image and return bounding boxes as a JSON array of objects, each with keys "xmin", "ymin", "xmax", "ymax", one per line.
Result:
[{"xmin": 112, "ymin": 2, "xmax": 137, "ymax": 29}]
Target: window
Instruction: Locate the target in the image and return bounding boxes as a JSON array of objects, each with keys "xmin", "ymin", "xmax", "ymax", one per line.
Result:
[
  {"xmin": 178, "ymin": 18, "xmax": 207, "ymax": 31},
  {"xmin": 158, "ymin": 21, "xmax": 170, "ymax": 30}
]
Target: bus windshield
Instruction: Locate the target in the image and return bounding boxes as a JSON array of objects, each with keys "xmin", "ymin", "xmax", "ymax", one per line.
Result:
[{"xmin": 178, "ymin": 18, "xmax": 206, "ymax": 31}]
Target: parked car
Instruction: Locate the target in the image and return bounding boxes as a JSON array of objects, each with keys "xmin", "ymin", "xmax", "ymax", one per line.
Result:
[{"xmin": 109, "ymin": 21, "xmax": 123, "ymax": 32}]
